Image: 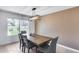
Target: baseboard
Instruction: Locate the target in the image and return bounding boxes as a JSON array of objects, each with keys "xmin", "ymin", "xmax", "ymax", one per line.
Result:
[{"xmin": 58, "ymin": 44, "xmax": 79, "ymax": 53}]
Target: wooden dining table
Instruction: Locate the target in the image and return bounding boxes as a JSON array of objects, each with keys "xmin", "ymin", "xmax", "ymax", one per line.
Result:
[
  {"xmin": 22, "ymin": 34, "xmax": 51, "ymax": 46},
  {"xmin": 29, "ymin": 35, "xmax": 51, "ymax": 46},
  {"xmin": 22, "ymin": 34, "xmax": 52, "ymax": 52}
]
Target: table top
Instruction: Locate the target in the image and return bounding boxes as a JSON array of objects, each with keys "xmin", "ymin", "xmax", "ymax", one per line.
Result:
[
  {"xmin": 28, "ymin": 34, "xmax": 52, "ymax": 46},
  {"xmin": 22, "ymin": 34, "xmax": 52, "ymax": 46}
]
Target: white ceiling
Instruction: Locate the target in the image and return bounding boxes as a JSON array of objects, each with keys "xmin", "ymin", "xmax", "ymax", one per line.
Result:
[{"xmin": 0, "ymin": 6, "xmax": 75, "ymax": 16}]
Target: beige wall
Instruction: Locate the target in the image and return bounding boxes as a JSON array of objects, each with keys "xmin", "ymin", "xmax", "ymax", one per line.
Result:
[{"xmin": 36, "ymin": 7, "xmax": 79, "ymax": 50}]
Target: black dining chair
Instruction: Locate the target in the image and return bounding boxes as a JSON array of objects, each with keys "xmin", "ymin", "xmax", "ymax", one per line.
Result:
[
  {"xmin": 30, "ymin": 33, "xmax": 37, "ymax": 37},
  {"xmin": 21, "ymin": 35, "xmax": 37, "ymax": 53},
  {"xmin": 18, "ymin": 31, "xmax": 27, "ymax": 49},
  {"xmin": 37, "ymin": 37, "xmax": 58, "ymax": 53},
  {"xmin": 18, "ymin": 31, "xmax": 26, "ymax": 49},
  {"xmin": 18, "ymin": 33, "xmax": 23, "ymax": 49}
]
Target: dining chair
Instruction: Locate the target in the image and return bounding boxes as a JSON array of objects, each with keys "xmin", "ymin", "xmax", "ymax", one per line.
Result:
[
  {"xmin": 37, "ymin": 37, "xmax": 58, "ymax": 53},
  {"xmin": 18, "ymin": 33, "xmax": 23, "ymax": 49},
  {"xmin": 21, "ymin": 35, "xmax": 37, "ymax": 53},
  {"xmin": 18, "ymin": 31, "xmax": 27, "ymax": 49},
  {"xmin": 30, "ymin": 33, "xmax": 37, "ymax": 37}
]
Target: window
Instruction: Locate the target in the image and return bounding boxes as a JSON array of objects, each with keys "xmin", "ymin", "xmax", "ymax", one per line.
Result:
[
  {"xmin": 8, "ymin": 18, "xmax": 19, "ymax": 36},
  {"xmin": 20, "ymin": 20, "xmax": 29, "ymax": 32},
  {"xmin": 7, "ymin": 18, "xmax": 29, "ymax": 36}
]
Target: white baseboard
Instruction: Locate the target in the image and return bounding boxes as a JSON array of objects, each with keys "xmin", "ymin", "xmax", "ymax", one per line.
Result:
[{"xmin": 57, "ymin": 44, "xmax": 79, "ymax": 53}]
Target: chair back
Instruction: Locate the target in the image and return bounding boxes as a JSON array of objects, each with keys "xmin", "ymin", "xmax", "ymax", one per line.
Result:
[
  {"xmin": 21, "ymin": 35, "xmax": 29, "ymax": 46},
  {"xmin": 30, "ymin": 33, "xmax": 37, "ymax": 37},
  {"xmin": 18, "ymin": 31, "xmax": 26, "ymax": 42},
  {"xmin": 21, "ymin": 31, "xmax": 26, "ymax": 34},
  {"xmin": 48, "ymin": 37, "xmax": 58, "ymax": 53}
]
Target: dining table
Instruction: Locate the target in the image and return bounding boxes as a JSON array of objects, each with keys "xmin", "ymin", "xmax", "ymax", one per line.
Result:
[{"xmin": 22, "ymin": 34, "xmax": 52, "ymax": 52}]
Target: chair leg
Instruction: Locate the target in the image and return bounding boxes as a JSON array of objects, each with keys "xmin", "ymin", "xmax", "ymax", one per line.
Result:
[
  {"xmin": 36, "ymin": 46, "xmax": 38, "ymax": 53},
  {"xmin": 22, "ymin": 46, "xmax": 24, "ymax": 52},
  {"xmin": 22, "ymin": 45, "xmax": 24, "ymax": 53},
  {"xmin": 19, "ymin": 40, "xmax": 22, "ymax": 49},
  {"xmin": 19, "ymin": 42, "xmax": 21, "ymax": 49},
  {"xmin": 28, "ymin": 49, "xmax": 30, "ymax": 53},
  {"xmin": 24, "ymin": 46, "xmax": 26, "ymax": 53}
]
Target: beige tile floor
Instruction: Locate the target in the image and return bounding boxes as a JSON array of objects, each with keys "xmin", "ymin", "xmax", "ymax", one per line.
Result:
[{"xmin": 0, "ymin": 42, "xmax": 78, "ymax": 53}]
